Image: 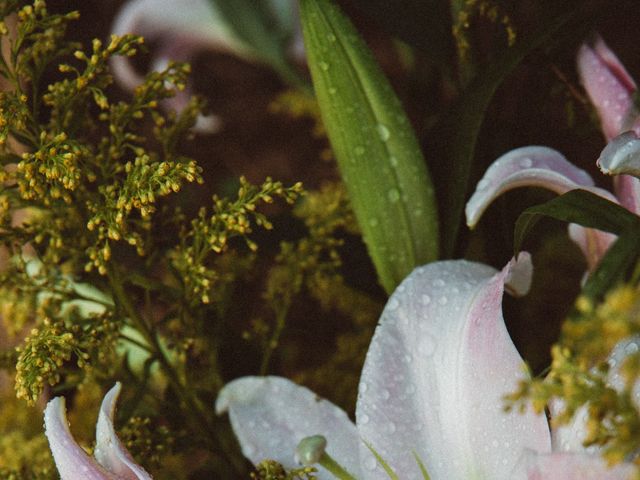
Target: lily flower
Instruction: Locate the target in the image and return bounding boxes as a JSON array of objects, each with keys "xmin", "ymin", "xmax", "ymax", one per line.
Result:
[
  {"xmin": 110, "ymin": 0, "xmax": 299, "ymax": 133},
  {"xmin": 44, "ymin": 382, "xmax": 153, "ymax": 479},
  {"xmin": 217, "ymin": 254, "xmax": 636, "ymax": 479},
  {"xmin": 466, "ymin": 36, "xmax": 640, "ymax": 271}
]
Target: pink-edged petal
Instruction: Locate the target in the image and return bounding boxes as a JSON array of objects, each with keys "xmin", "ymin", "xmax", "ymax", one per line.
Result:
[
  {"xmin": 510, "ymin": 451, "xmax": 637, "ymax": 480},
  {"xmin": 577, "ymin": 36, "xmax": 638, "ymax": 141},
  {"xmin": 465, "ymin": 146, "xmax": 601, "ymax": 228},
  {"xmin": 94, "ymin": 383, "xmax": 153, "ymax": 480},
  {"xmin": 216, "ymin": 376, "xmax": 362, "ymax": 479},
  {"xmin": 355, "ymin": 255, "xmax": 551, "ymax": 480},
  {"xmin": 44, "ymin": 396, "xmax": 115, "ymax": 480},
  {"xmin": 567, "ymin": 224, "xmax": 616, "ymax": 271},
  {"xmin": 598, "ymin": 131, "xmax": 640, "ymax": 213}
]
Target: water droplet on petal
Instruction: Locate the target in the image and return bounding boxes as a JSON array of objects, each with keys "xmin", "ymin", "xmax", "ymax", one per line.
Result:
[
  {"xmin": 477, "ymin": 179, "xmax": 489, "ymax": 190},
  {"xmin": 319, "ymin": 61, "xmax": 330, "ymax": 71},
  {"xmin": 327, "ymin": 33, "xmax": 336, "ymax": 42},
  {"xmin": 369, "ymin": 217, "xmax": 379, "ymax": 227},
  {"xmin": 376, "ymin": 124, "xmax": 390, "ymax": 141},
  {"xmin": 625, "ymin": 342, "xmax": 639, "ymax": 354},
  {"xmin": 519, "ymin": 157, "xmax": 533, "ymax": 168},
  {"xmin": 387, "ymin": 188, "xmax": 400, "ymax": 203},
  {"xmin": 421, "ymin": 294, "xmax": 431, "ymax": 305},
  {"xmin": 438, "ymin": 296, "xmax": 448, "ymax": 305},
  {"xmin": 389, "ymin": 156, "xmax": 399, "ymax": 167},
  {"xmin": 387, "ymin": 297, "xmax": 400, "ymax": 311},
  {"xmin": 364, "ymin": 456, "xmax": 377, "ymax": 470}
]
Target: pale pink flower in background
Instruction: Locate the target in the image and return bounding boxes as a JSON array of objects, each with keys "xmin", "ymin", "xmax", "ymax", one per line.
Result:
[
  {"xmin": 110, "ymin": 0, "xmax": 299, "ymax": 134},
  {"xmin": 44, "ymin": 383, "xmax": 152, "ymax": 479},
  {"xmin": 217, "ymin": 254, "xmax": 636, "ymax": 479}
]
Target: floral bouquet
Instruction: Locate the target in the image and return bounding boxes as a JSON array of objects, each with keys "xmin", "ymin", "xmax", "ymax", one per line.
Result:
[{"xmin": 0, "ymin": 1, "xmax": 639, "ymax": 479}]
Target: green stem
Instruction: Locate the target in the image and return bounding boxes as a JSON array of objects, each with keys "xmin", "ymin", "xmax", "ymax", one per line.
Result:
[
  {"xmin": 259, "ymin": 301, "xmax": 289, "ymax": 375},
  {"xmin": 319, "ymin": 452, "xmax": 358, "ymax": 480},
  {"xmin": 107, "ymin": 266, "xmax": 246, "ymax": 473}
]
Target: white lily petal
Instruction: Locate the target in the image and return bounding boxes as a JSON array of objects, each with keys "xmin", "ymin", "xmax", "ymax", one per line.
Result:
[
  {"xmin": 598, "ymin": 132, "xmax": 640, "ymax": 178},
  {"xmin": 44, "ymin": 396, "xmax": 115, "ymax": 480},
  {"xmin": 511, "ymin": 450, "xmax": 637, "ymax": 480},
  {"xmin": 94, "ymin": 383, "xmax": 153, "ymax": 480},
  {"xmin": 216, "ymin": 376, "xmax": 362, "ymax": 479},
  {"xmin": 465, "ymin": 146, "xmax": 600, "ymax": 228},
  {"xmin": 356, "ymin": 255, "xmax": 551, "ymax": 480},
  {"xmin": 597, "ymin": 131, "xmax": 640, "ymax": 213},
  {"xmin": 577, "ymin": 36, "xmax": 638, "ymax": 141}
]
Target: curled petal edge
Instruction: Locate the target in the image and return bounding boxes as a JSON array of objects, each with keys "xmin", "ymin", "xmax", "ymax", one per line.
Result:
[
  {"xmin": 465, "ymin": 146, "xmax": 599, "ymax": 229},
  {"xmin": 95, "ymin": 383, "xmax": 153, "ymax": 479}
]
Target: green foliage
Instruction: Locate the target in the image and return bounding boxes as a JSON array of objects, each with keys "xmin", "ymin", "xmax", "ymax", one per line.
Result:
[
  {"xmin": 508, "ymin": 282, "xmax": 640, "ymax": 468},
  {"xmin": 171, "ymin": 176, "xmax": 302, "ymax": 306},
  {"xmin": 0, "ymin": 1, "xmax": 305, "ymax": 476}
]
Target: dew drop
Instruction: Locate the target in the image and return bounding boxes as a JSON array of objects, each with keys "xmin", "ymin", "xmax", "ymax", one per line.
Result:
[
  {"xmin": 369, "ymin": 217, "xmax": 379, "ymax": 227},
  {"xmin": 625, "ymin": 342, "xmax": 639, "ymax": 354},
  {"xmin": 361, "ymin": 382, "xmax": 369, "ymax": 393},
  {"xmin": 360, "ymin": 413, "xmax": 370, "ymax": 425},
  {"xmin": 519, "ymin": 157, "xmax": 533, "ymax": 168},
  {"xmin": 438, "ymin": 296, "xmax": 448, "ymax": 305},
  {"xmin": 389, "ymin": 156, "xmax": 399, "ymax": 167},
  {"xmin": 328, "ymin": 87, "xmax": 337, "ymax": 95},
  {"xmin": 387, "ymin": 188, "xmax": 401, "ymax": 203},
  {"xmin": 355, "ymin": 145, "xmax": 365, "ymax": 155},
  {"xmin": 419, "ymin": 335, "xmax": 436, "ymax": 356},
  {"xmin": 376, "ymin": 123, "xmax": 391, "ymax": 141},
  {"xmin": 319, "ymin": 61, "xmax": 330, "ymax": 71},
  {"xmin": 244, "ymin": 444, "xmax": 256, "ymax": 457},
  {"xmin": 387, "ymin": 297, "xmax": 400, "ymax": 311},
  {"xmin": 477, "ymin": 179, "xmax": 489, "ymax": 190},
  {"xmin": 364, "ymin": 456, "xmax": 378, "ymax": 470},
  {"xmin": 327, "ymin": 33, "xmax": 337, "ymax": 42},
  {"xmin": 421, "ymin": 294, "xmax": 431, "ymax": 305},
  {"xmin": 387, "ymin": 422, "xmax": 397, "ymax": 434}
]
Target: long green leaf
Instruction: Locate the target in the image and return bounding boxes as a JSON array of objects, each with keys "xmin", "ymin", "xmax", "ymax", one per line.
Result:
[
  {"xmin": 513, "ymin": 189, "xmax": 640, "ymax": 254},
  {"xmin": 300, "ymin": 0, "xmax": 439, "ymax": 293}
]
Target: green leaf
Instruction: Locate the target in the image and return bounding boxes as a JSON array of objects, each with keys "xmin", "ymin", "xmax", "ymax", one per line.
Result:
[
  {"xmin": 581, "ymin": 227, "xmax": 640, "ymax": 300},
  {"xmin": 300, "ymin": 0, "xmax": 439, "ymax": 294},
  {"xmin": 513, "ymin": 189, "xmax": 640, "ymax": 254}
]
